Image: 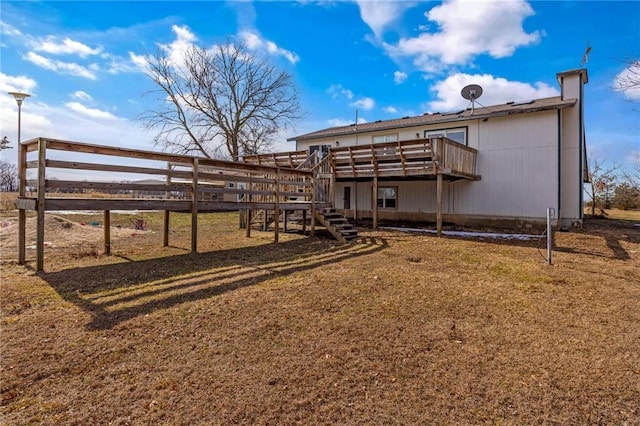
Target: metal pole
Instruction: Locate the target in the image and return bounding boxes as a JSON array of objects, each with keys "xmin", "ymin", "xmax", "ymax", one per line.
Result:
[
  {"xmin": 546, "ymin": 207, "xmax": 553, "ymax": 265},
  {"xmin": 17, "ymin": 102, "xmax": 22, "ymax": 143}
]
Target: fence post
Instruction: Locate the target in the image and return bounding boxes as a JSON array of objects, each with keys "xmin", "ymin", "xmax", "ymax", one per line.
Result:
[
  {"xmin": 274, "ymin": 169, "xmax": 280, "ymax": 242},
  {"xmin": 191, "ymin": 158, "xmax": 198, "ymax": 253},
  {"xmin": 36, "ymin": 138, "xmax": 46, "ymax": 272},
  {"xmin": 17, "ymin": 140, "xmax": 27, "ymax": 265}
]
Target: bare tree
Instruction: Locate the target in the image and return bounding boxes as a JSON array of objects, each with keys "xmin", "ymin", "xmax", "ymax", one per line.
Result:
[
  {"xmin": 0, "ymin": 160, "xmax": 18, "ymax": 192},
  {"xmin": 615, "ymin": 59, "xmax": 640, "ymax": 93},
  {"xmin": 141, "ymin": 42, "xmax": 302, "ymax": 161},
  {"xmin": 585, "ymin": 158, "xmax": 620, "ymax": 216}
]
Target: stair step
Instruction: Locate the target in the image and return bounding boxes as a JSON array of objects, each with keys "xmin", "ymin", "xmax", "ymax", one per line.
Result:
[
  {"xmin": 322, "ymin": 213, "xmax": 342, "ymax": 219},
  {"xmin": 340, "ymin": 229, "xmax": 358, "ymax": 235}
]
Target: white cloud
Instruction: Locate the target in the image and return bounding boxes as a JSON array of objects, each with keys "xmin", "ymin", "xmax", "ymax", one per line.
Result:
[
  {"xmin": 24, "ymin": 51, "xmax": 98, "ymax": 80},
  {"xmin": 1, "ymin": 74, "xmax": 153, "ymax": 164},
  {"xmin": 159, "ymin": 24, "xmax": 199, "ymax": 66},
  {"xmin": 350, "ymin": 97, "xmax": 375, "ymax": 111},
  {"xmin": 384, "ymin": 106, "xmax": 398, "ymax": 114},
  {"xmin": 102, "ymin": 53, "xmax": 143, "ymax": 74},
  {"xmin": 327, "ymin": 84, "xmax": 354, "ymax": 100},
  {"xmin": 0, "ymin": 72, "xmax": 37, "ymax": 94},
  {"xmin": 0, "ymin": 22, "xmax": 23, "ymax": 37},
  {"xmin": 394, "ymin": 71, "xmax": 407, "ymax": 84},
  {"xmin": 327, "ymin": 118, "xmax": 353, "ymax": 127},
  {"xmin": 356, "ymin": 0, "xmax": 415, "ymax": 37},
  {"xmin": 30, "ymin": 36, "xmax": 102, "ymax": 58},
  {"xmin": 129, "ymin": 52, "xmax": 150, "ymax": 71},
  {"xmin": 614, "ymin": 62, "xmax": 640, "ymax": 101},
  {"xmin": 239, "ymin": 31, "xmax": 300, "ymax": 64},
  {"xmin": 385, "ymin": 0, "xmax": 540, "ymax": 71},
  {"xmin": 70, "ymin": 91, "xmax": 92, "ymax": 101},
  {"xmin": 426, "ymin": 73, "xmax": 559, "ymax": 112},
  {"xmin": 65, "ymin": 102, "xmax": 117, "ymax": 120}
]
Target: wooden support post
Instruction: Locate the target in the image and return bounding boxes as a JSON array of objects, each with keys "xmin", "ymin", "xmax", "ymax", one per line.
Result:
[
  {"xmin": 36, "ymin": 138, "xmax": 46, "ymax": 272},
  {"xmin": 274, "ymin": 170, "xmax": 280, "ymax": 242},
  {"xmin": 283, "ymin": 210, "xmax": 288, "ymax": 233},
  {"xmin": 245, "ymin": 209, "xmax": 252, "ymax": 237},
  {"xmin": 436, "ymin": 173, "xmax": 443, "ymax": 237},
  {"xmin": 353, "ymin": 181, "xmax": 357, "ymax": 220},
  {"xmin": 163, "ymin": 162, "xmax": 171, "ymax": 247},
  {"xmin": 163, "ymin": 211, "xmax": 170, "ymax": 247},
  {"xmin": 191, "ymin": 158, "xmax": 198, "ymax": 253},
  {"xmin": 302, "ymin": 209, "xmax": 307, "ymax": 234},
  {"xmin": 104, "ymin": 210, "xmax": 111, "ymax": 255},
  {"xmin": 17, "ymin": 140, "xmax": 27, "ymax": 265},
  {"xmin": 372, "ymin": 175, "xmax": 378, "ymax": 230},
  {"xmin": 263, "ymin": 209, "xmax": 268, "ymax": 231},
  {"xmin": 310, "ymin": 175, "xmax": 316, "ymax": 237}
]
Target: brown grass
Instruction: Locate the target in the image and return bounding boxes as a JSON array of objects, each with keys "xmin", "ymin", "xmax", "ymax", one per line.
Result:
[{"xmin": 1, "ymin": 212, "xmax": 639, "ymax": 425}]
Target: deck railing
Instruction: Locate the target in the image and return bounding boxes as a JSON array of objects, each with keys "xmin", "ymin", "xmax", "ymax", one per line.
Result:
[
  {"xmin": 434, "ymin": 138, "xmax": 478, "ymax": 178},
  {"xmin": 17, "ymin": 138, "xmax": 313, "ymax": 212},
  {"xmin": 243, "ymin": 150, "xmax": 309, "ymax": 169},
  {"xmin": 17, "ymin": 137, "xmax": 315, "ymax": 271}
]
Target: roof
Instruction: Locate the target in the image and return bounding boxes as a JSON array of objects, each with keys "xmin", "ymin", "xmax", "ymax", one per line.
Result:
[{"xmin": 288, "ymin": 96, "xmax": 577, "ymax": 142}]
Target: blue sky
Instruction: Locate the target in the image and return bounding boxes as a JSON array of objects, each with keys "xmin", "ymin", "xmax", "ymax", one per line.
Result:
[{"xmin": 0, "ymin": 0, "xmax": 638, "ymax": 173}]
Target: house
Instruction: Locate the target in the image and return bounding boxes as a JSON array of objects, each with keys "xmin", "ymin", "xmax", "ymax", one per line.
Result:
[{"xmin": 280, "ymin": 68, "xmax": 588, "ymax": 230}]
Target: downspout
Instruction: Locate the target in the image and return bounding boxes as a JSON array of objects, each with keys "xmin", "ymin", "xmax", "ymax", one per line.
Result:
[
  {"xmin": 557, "ymin": 109, "xmax": 562, "ymax": 224},
  {"xmin": 578, "ymin": 80, "xmax": 585, "ymax": 220}
]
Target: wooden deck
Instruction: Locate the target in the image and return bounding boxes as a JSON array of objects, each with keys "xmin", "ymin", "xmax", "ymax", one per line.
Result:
[
  {"xmin": 16, "ymin": 138, "xmax": 316, "ymax": 272},
  {"xmin": 330, "ymin": 138, "xmax": 478, "ymax": 180},
  {"xmin": 243, "ymin": 137, "xmax": 479, "ymax": 181}
]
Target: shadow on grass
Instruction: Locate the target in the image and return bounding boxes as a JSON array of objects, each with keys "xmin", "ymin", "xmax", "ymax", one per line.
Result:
[
  {"xmin": 42, "ymin": 237, "xmax": 388, "ymax": 330},
  {"xmin": 554, "ymin": 218, "xmax": 638, "ymax": 261}
]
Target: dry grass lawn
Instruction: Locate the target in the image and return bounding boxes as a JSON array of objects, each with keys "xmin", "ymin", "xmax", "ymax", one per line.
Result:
[{"xmin": 1, "ymin": 211, "xmax": 639, "ymax": 425}]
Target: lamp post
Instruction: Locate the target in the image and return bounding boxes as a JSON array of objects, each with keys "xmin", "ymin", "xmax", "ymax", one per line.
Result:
[{"xmin": 8, "ymin": 92, "xmax": 30, "ymax": 143}]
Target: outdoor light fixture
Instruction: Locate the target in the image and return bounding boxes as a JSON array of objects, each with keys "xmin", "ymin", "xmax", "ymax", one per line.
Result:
[{"xmin": 8, "ymin": 91, "xmax": 30, "ymax": 143}]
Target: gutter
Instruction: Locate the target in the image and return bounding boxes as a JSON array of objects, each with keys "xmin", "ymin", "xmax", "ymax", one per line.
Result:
[{"xmin": 288, "ymin": 99, "xmax": 577, "ymax": 142}]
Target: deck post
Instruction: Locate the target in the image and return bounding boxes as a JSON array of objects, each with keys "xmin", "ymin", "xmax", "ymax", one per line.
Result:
[
  {"xmin": 436, "ymin": 173, "xmax": 443, "ymax": 237},
  {"xmin": 191, "ymin": 158, "xmax": 198, "ymax": 253},
  {"xmin": 245, "ymin": 192, "xmax": 252, "ymax": 238},
  {"xmin": 36, "ymin": 138, "xmax": 46, "ymax": 272},
  {"xmin": 263, "ymin": 210, "xmax": 268, "ymax": 231},
  {"xmin": 283, "ymin": 210, "xmax": 288, "ymax": 233},
  {"xmin": 372, "ymin": 176, "xmax": 378, "ymax": 230},
  {"xmin": 104, "ymin": 210, "xmax": 111, "ymax": 255},
  {"xmin": 310, "ymin": 175, "xmax": 316, "ymax": 237},
  {"xmin": 163, "ymin": 162, "xmax": 171, "ymax": 247},
  {"xmin": 274, "ymin": 169, "xmax": 280, "ymax": 242},
  {"xmin": 302, "ymin": 209, "xmax": 307, "ymax": 234},
  {"xmin": 17, "ymin": 140, "xmax": 27, "ymax": 265},
  {"xmin": 353, "ymin": 180, "xmax": 357, "ymax": 220}
]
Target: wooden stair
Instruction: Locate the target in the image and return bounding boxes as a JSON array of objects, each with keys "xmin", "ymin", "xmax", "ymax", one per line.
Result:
[
  {"xmin": 315, "ymin": 208, "xmax": 358, "ymax": 243},
  {"xmin": 250, "ymin": 209, "xmax": 276, "ymax": 231}
]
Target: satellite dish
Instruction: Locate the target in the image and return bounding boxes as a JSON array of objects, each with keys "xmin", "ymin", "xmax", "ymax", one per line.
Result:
[
  {"xmin": 461, "ymin": 84, "xmax": 484, "ymax": 114},
  {"xmin": 461, "ymin": 84, "xmax": 483, "ymax": 101}
]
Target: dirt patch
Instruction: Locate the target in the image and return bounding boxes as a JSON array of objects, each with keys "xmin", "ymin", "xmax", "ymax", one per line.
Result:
[
  {"xmin": 1, "ymin": 212, "xmax": 639, "ymax": 424},
  {"xmin": 0, "ymin": 215, "xmax": 150, "ymax": 260}
]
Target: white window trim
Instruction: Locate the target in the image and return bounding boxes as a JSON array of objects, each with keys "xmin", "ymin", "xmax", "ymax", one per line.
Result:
[
  {"xmin": 424, "ymin": 127, "xmax": 467, "ymax": 145},
  {"xmin": 372, "ymin": 133, "xmax": 399, "ymax": 143},
  {"xmin": 376, "ymin": 186, "xmax": 398, "ymax": 210}
]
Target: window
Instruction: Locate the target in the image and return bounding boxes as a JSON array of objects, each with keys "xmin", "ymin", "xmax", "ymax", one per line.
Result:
[
  {"xmin": 227, "ymin": 182, "xmax": 235, "ymax": 189},
  {"xmin": 424, "ymin": 127, "xmax": 467, "ymax": 145},
  {"xmin": 377, "ymin": 187, "xmax": 397, "ymax": 209},
  {"xmin": 373, "ymin": 134, "xmax": 398, "ymax": 143}
]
